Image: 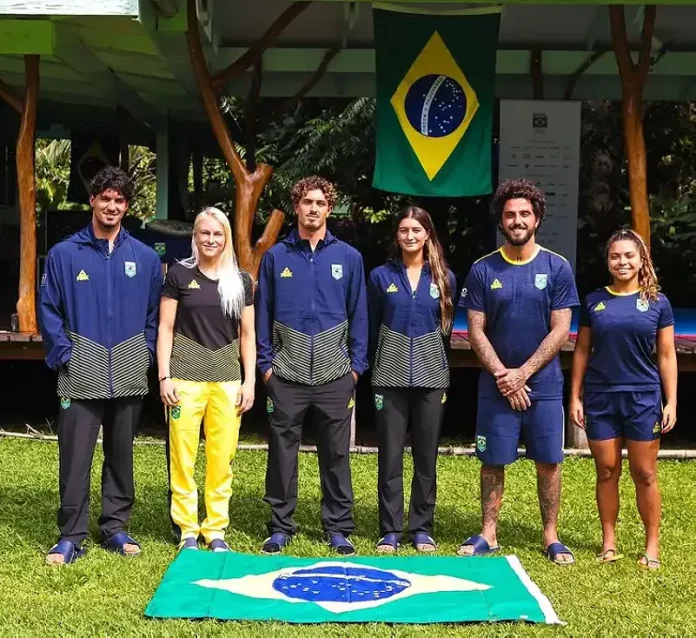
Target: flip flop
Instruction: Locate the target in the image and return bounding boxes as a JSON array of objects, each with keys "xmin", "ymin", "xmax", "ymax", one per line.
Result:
[
  {"xmin": 178, "ymin": 537, "xmax": 199, "ymax": 552},
  {"xmin": 45, "ymin": 539, "xmax": 86, "ymax": 566},
  {"xmin": 597, "ymin": 549, "xmax": 624, "ymax": 563},
  {"xmin": 544, "ymin": 541, "xmax": 575, "ymax": 565},
  {"xmin": 412, "ymin": 532, "xmax": 437, "ymax": 553},
  {"xmin": 456, "ymin": 534, "xmax": 500, "ymax": 556},
  {"xmin": 376, "ymin": 533, "xmax": 400, "ymax": 553},
  {"xmin": 208, "ymin": 539, "xmax": 230, "ymax": 552},
  {"xmin": 102, "ymin": 531, "xmax": 141, "ymax": 557},
  {"xmin": 328, "ymin": 533, "xmax": 356, "ymax": 556},
  {"xmin": 261, "ymin": 532, "xmax": 291, "ymax": 555},
  {"xmin": 638, "ymin": 554, "xmax": 661, "ymax": 570}
]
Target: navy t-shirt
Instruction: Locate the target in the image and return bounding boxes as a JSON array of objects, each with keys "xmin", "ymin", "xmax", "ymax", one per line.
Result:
[
  {"xmin": 460, "ymin": 246, "xmax": 579, "ymax": 399},
  {"xmin": 580, "ymin": 288, "xmax": 674, "ymax": 392}
]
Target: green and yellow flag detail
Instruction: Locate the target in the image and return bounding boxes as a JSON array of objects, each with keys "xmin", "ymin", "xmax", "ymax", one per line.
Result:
[{"xmin": 373, "ymin": 7, "xmax": 500, "ymax": 197}]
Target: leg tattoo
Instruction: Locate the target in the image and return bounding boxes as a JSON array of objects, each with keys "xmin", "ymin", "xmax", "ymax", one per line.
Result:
[
  {"xmin": 536, "ymin": 463, "xmax": 561, "ymax": 532},
  {"xmin": 457, "ymin": 465, "xmax": 504, "ymax": 556},
  {"xmin": 481, "ymin": 465, "xmax": 505, "ymax": 533}
]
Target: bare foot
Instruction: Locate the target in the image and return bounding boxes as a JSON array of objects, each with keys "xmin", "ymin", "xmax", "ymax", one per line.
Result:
[
  {"xmin": 456, "ymin": 534, "xmax": 498, "ymax": 556},
  {"xmin": 597, "ymin": 548, "xmax": 623, "ymax": 563},
  {"xmin": 415, "ymin": 543, "xmax": 437, "ymax": 553},
  {"xmin": 638, "ymin": 554, "xmax": 661, "ymax": 570},
  {"xmin": 457, "ymin": 544, "xmax": 475, "ymax": 556},
  {"xmin": 544, "ymin": 539, "xmax": 575, "ymax": 564},
  {"xmin": 45, "ymin": 553, "xmax": 65, "ymax": 566},
  {"xmin": 376, "ymin": 543, "xmax": 396, "ymax": 554}
]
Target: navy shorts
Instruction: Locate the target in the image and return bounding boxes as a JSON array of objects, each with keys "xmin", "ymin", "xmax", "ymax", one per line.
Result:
[
  {"xmin": 475, "ymin": 394, "xmax": 564, "ymax": 466},
  {"xmin": 584, "ymin": 390, "xmax": 662, "ymax": 442}
]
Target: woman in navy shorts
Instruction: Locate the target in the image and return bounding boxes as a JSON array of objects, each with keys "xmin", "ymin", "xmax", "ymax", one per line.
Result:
[{"xmin": 570, "ymin": 229, "xmax": 677, "ymax": 570}]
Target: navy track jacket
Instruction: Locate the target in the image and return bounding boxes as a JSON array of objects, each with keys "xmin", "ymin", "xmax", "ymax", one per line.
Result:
[
  {"xmin": 39, "ymin": 224, "xmax": 162, "ymax": 400},
  {"xmin": 255, "ymin": 229, "xmax": 368, "ymax": 386},
  {"xmin": 368, "ymin": 260, "xmax": 457, "ymax": 389}
]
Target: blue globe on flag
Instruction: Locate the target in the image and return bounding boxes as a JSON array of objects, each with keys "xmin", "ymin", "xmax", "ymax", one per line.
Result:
[
  {"xmin": 404, "ymin": 74, "xmax": 467, "ymax": 138},
  {"xmin": 272, "ymin": 565, "xmax": 411, "ymax": 603}
]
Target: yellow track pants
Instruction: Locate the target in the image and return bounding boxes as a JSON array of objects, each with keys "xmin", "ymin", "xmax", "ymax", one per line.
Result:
[{"xmin": 168, "ymin": 378, "xmax": 242, "ymax": 544}]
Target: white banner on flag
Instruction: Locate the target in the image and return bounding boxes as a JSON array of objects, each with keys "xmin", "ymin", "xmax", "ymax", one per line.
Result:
[{"xmin": 497, "ymin": 100, "xmax": 581, "ymax": 271}]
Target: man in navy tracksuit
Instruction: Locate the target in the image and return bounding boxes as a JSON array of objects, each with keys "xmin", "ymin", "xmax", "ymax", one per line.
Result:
[
  {"xmin": 40, "ymin": 167, "xmax": 162, "ymax": 565},
  {"xmin": 255, "ymin": 176, "xmax": 368, "ymax": 555}
]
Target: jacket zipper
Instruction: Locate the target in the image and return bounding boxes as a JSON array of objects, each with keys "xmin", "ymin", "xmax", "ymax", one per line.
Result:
[
  {"xmin": 106, "ymin": 248, "xmax": 114, "ymax": 398},
  {"xmin": 401, "ymin": 265, "xmax": 422, "ymax": 387},
  {"xmin": 309, "ymin": 249, "xmax": 316, "ymax": 384}
]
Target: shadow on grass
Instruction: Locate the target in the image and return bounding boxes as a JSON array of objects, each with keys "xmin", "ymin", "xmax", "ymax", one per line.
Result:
[
  {"xmin": 0, "ymin": 460, "xmax": 595, "ymax": 557},
  {"xmin": 0, "ymin": 484, "xmax": 543, "ymax": 554}
]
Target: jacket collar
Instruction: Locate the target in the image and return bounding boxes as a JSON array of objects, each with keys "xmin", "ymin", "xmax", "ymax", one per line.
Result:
[
  {"xmin": 72, "ymin": 223, "xmax": 129, "ymax": 253},
  {"xmin": 392, "ymin": 257, "xmax": 431, "ymax": 275},
  {"xmin": 284, "ymin": 227, "xmax": 337, "ymax": 250}
]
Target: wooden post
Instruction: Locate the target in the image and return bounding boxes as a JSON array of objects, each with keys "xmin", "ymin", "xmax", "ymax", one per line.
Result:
[
  {"xmin": 0, "ymin": 56, "xmax": 40, "ymax": 334},
  {"xmin": 564, "ymin": 50, "xmax": 605, "ymax": 101},
  {"xmin": 609, "ymin": 5, "xmax": 656, "ymax": 245},
  {"xmin": 16, "ymin": 56, "xmax": 39, "ymax": 334}
]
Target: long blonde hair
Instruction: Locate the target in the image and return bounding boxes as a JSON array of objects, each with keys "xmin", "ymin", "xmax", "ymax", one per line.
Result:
[
  {"xmin": 394, "ymin": 206, "xmax": 454, "ymax": 333},
  {"xmin": 606, "ymin": 228, "xmax": 660, "ymax": 303},
  {"xmin": 180, "ymin": 207, "xmax": 245, "ymax": 318}
]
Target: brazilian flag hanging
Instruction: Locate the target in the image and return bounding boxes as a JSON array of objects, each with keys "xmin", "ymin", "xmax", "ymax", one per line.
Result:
[{"xmin": 372, "ymin": 5, "xmax": 500, "ymax": 197}]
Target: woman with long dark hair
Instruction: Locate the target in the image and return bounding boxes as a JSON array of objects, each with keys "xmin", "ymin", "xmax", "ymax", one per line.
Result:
[
  {"xmin": 570, "ymin": 229, "xmax": 677, "ymax": 570},
  {"xmin": 367, "ymin": 206, "xmax": 456, "ymax": 553}
]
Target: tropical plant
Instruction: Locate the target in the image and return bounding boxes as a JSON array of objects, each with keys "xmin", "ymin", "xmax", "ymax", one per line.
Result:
[
  {"xmin": 35, "ymin": 139, "xmax": 72, "ymax": 213},
  {"xmin": 127, "ymin": 145, "xmax": 157, "ymax": 221}
]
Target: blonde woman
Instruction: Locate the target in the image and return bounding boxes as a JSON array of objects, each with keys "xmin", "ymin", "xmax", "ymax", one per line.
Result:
[
  {"xmin": 570, "ymin": 229, "xmax": 677, "ymax": 570},
  {"xmin": 157, "ymin": 208, "xmax": 255, "ymax": 552}
]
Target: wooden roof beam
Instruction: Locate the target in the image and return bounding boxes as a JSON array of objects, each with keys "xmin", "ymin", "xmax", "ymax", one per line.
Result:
[
  {"xmin": 53, "ymin": 24, "xmax": 166, "ymax": 134},
  {"xmin": 584, "ymin": 6, "xmax": 607, "ymax": 50},
  {"xmin": 0, "ymin": 77, "xmax": 23, "ymax": 114},
  {"xmin": 138, "ymin": 0, "xmax": 201, "ymax": 98},
  {"xmin": 210, "ymin": 1, "xmax": 311, "ymax": 94},
  {"xmin": 149, "ymin": 0, "xmax": 179, "ymax": 18}
]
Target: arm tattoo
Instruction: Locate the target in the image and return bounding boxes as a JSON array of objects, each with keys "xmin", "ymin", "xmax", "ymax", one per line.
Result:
[
  {"xmin": 468, "ymin": 310, "xmax": 505, "ymax": 375},
  {"xmin": 521, "ymin": 308, "xmax": 571, "ymax": 378},
  {"xmin": 536, "ymin": 465, "xmax": 561, "ymax": 528},
  {"xmin": 481, "ymin": 466, "xmax": 505, "ymax": 528}
]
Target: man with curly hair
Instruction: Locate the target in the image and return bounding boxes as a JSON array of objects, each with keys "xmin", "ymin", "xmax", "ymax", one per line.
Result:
[
  {"xmin": 457, "ymin": 178, "xmax": 579, "ymax": 565},
  {"xmin": 255, "ymin": 176, "xmax": 368, "ymax": 555},
  {"xmin": 40, "ymin": 166, "xmax": 162, "ymax": 565}
]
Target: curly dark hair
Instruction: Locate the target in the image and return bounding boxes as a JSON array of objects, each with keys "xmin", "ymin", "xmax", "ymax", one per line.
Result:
[
  {"xmin": 490, "ymin": 178, "xmax": 546, "ymax": 226},
  {"xmin": 290, "ymin": 176, "xmax": 338, "ymax": 209},
  {"xmin": 89, "ymin": 166, "xmax": 134, "ymax": 203}
]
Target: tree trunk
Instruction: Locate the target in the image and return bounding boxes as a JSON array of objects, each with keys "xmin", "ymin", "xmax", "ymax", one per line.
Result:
[
  {"xmin": 609, "ymin": 5, "xmax": 655, "ymax": 246},
  {"xmin": 186, "ymin": 0, "xmax": 284, "ymax": 278},
  {"xmin": 621, "ymin": 90, "xmax": 650, "ymax": 241},
  {"xmin": 16, "ymin": 55, "xmax": 39, "ymax": 334}
]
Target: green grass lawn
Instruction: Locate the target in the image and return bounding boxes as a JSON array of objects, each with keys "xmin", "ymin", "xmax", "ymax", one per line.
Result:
[{"xmin": 1, "ymin": 437, "xmax": 695, "ymax": 636}]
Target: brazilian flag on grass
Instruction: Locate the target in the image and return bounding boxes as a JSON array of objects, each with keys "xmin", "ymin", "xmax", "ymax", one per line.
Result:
[
  {"xmin": 145, "ymin": 551, "xmax": 563, "ymax": 625},
  {"xmin": 372, "ymin": 5, "xmax": 500, "ymax": 197}
]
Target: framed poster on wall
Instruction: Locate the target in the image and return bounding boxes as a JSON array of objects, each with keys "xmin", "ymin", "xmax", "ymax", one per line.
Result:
[{"xmin": 498, "ymin": 100, "xmax": 581, "ymax": 271}]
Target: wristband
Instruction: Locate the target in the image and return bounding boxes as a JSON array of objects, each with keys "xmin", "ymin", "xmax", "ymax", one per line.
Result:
[{"xmin": 159, "ymin": 375, "xmax": 170, "ymax": 382}]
